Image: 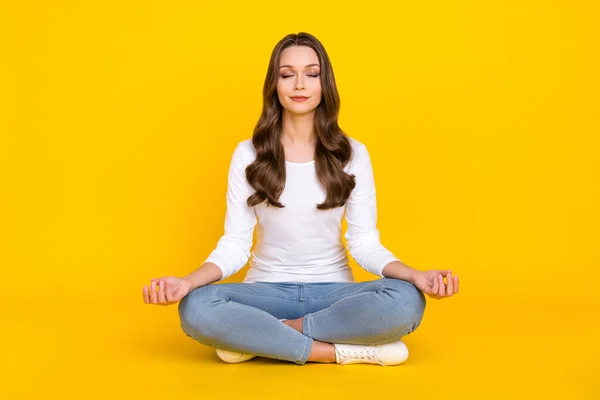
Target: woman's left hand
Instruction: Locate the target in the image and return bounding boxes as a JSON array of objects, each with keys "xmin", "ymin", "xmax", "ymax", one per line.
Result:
[{"xmin": 412, "ymin": 269, "xmax": 459, "ymax": 299}]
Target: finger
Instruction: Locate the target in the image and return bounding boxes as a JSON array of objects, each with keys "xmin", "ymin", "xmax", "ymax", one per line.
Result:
[
  {"xmin": 150, "ymin": 281, "xmax": 158, "ymax": 304},
  {"xmin": 165, "ymin": 282, "xmax": 173, "ymax": 303},
  {"xmin": 425, "ymin": 291, "xmax": 439, "ymax": 299},
  {"xmin": 455, "ymin": 275, "xmax": 459, "ymax": 293},
  {"xmin": 143, "ymin": 285, "xmax": 149, "ymax": 304},
  {"xmin": 157, "ymin": 281, "xmax": 167, "ymax": 305},
  {"xmin": 432, "ymin": 274, "xmax": 439, "ymax": 295},
  {"xmin": 446, "ymin": 272, "xmax": 454, "ymax": 296},
  {"xmin": 438, "ymin": 275, "xmax": 446, "ymax": 296},
  {"xmin": 151, "ymin": 277, "xmax": 164, "ymax": 285}
]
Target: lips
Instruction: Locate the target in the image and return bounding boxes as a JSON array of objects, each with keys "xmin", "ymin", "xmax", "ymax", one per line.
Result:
[{"xmin": 291, "ymin": 96, "xmax": 309, "ymax": 101}]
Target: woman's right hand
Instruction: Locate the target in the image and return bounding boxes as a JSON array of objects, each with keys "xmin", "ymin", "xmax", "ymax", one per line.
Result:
[{"xmin": 143, "ymin": 276, "xmax": 192, "ymax": 305}]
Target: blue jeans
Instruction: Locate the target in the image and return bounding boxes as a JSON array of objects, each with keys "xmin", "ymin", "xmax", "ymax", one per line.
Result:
[{"xmin": 178, "ymin": 277, "xmax": 426, "ymax": 365}]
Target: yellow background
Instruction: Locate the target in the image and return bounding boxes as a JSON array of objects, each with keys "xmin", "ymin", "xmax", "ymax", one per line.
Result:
[{"xmin": 1, "ymin": 0, "xmax": 599, "ymax": 398}]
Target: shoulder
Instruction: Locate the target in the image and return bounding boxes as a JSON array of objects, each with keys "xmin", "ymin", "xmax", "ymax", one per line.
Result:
[
  {"xmin": 347, "ymin": 136, "xmax": 367, "ymax": 155},
  {"xmin": 346, "ymin": 136, "xmax": 369, "ymax": 173},
  {"xmin": 232, "ymin": 138, "xmax": 257, "ymax": 167}
]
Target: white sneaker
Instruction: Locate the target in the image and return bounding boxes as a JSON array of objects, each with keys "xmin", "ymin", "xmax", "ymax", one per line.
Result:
[
  {"xmin": 333, "ymin": 339, "xmax": 409, "ymax": 366},
  {"xmin": 215, "ymin": 348, "xmax": 257, "ymax": 363},
  {"xmin": 215, "ymin": 318, "xmax": 288, "ymax": 363}
]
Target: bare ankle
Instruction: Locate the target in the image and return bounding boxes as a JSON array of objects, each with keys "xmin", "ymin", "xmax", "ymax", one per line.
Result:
[
  {"xmin": 283, "ymin": 317, "xmax": 303, "ymax": 333},
  {"xmin": 306, "ymin": 340, "xmax": 336, "ymax": 363}
]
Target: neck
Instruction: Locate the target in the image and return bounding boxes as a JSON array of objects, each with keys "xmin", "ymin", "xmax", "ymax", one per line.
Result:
[{"xmin": 280, "ymin": 110, "xmax": 317, "ymax": 145}]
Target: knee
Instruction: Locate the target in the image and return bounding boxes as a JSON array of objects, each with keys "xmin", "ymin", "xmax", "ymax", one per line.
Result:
[
  {"xmin": 379, "ymin": 278, "xmax": 426, "ymax": 331},
  {"xmin": 178, "ymin": 284, "xmax": 221, "ymax": 335}
]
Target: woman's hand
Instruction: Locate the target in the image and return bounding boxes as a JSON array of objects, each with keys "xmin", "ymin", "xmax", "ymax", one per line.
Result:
[
  {"xmin": 412, "ymin": 269, "xmax": 459, "ymax": 300},
  {"xmin": 142, "ymin": 276, "xmax": 192, "ymax": 306}
]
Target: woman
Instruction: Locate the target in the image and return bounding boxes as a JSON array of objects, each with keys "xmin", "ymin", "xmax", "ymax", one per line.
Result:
[{"xmin": 142, "ymin": 32, "xmax": 459, "ymax": 366}]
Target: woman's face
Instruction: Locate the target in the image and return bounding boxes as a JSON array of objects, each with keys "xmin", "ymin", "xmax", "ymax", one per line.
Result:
[{"xmin": 276, "ymin": 45, "xmax": 322, "ymax": 115}]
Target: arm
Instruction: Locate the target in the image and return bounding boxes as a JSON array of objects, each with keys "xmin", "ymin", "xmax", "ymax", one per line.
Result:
[
  {"xmin": 144, "ymin": 261, "xmax": 224, "ymax": 305},
  {"xmin": 143, "ymin": 143, "xmax": 256, "ymax": 304},
  {"xmin": 188, "ymin": 142, "xmax": 257, "ymax": 287},
  {"xmin": 381, "ymin": 260, "xmax": 418, "ymax": 283},
  {"xmin": 181, "ymin": 262, "xmax": 224, "ymax": 290},
  {"xmin": 344, "ymin": 143, "xmax": 414, "ymax": 281},
  {"xmin": 343, "ymin": 143, "xmax": 460, "ymax": 297}
]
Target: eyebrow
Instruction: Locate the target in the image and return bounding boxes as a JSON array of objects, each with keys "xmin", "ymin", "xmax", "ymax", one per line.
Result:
[{"xmin": 279, "ymin": 63, "xmax": 321, "ymax": 69}]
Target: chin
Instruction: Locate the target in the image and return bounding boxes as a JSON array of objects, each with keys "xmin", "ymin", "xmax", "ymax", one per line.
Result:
[{"xmin": 287, "ymin": 106, "xmax": 317, "ymax": 115}]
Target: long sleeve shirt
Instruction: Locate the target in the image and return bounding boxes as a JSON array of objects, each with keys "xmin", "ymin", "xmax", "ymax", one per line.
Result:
[{"xmin": 203, "ymin": 136, "xmax": 402, "ymax": 283}]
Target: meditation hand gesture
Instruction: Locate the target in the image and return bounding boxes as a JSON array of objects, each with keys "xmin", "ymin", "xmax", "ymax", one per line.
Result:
[
  {"xmin": 412, "ymin": 270, "xmax": 459, "ymax": 300},
  {"xmin": 143, "ymin": 276, "xmax": 192, "ymax": 305}
]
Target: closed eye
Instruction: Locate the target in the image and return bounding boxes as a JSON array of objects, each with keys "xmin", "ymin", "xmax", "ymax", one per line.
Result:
[{"xmin": 281, "ymin": 74, "xmax": 320, "ymax": 78}]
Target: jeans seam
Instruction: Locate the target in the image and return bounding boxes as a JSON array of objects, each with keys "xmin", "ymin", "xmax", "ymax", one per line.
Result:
[
  {"xmin": 365, "ymin": 328, "xmax": 413, "ymax": 345},
  {"xmin": 303, "ymin": 314, "xmax": 312, "ymax": 338},
  {"xmin": 297, "ymin": 336, "xmax": 313, "ymax": 365},
  {"xmin": 216, "ymin": 287, "xmax": 299, "ymax": 301},
  {"xmin": 306, "ymin": 291, "xmax": 378, "ymax": 322},
  {"xmin": 306, "ymin": 281, "xmax": 385, "ymax": 300}
]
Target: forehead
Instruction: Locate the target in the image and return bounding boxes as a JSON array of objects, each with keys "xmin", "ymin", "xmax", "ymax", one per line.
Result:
[{"xmin": 279, "ymin": 46, "xmax": 320, "ymax": 68}]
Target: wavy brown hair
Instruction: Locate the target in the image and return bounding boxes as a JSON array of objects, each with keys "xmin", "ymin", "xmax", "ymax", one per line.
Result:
[{"xmin": 245, "ymin": 32, "xmax": 356, "ymax": 210}]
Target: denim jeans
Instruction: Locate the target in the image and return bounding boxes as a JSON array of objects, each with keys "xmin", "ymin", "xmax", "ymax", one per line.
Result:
[{"xmin": 178, "ymin": 277, "xmax": 426, "ymax": 365}]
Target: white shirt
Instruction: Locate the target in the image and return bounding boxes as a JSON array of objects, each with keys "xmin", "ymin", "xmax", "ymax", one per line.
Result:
[{"xmin": 204, "ymin": 136, "xmax": 401, "ymax": 283}]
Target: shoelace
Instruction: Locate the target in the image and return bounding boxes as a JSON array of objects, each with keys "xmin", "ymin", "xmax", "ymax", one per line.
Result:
[{"xmin": 337, "ymin": 347, "xmax": 381, "ymax": 364}]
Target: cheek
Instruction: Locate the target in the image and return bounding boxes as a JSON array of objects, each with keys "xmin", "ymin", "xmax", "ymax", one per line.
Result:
[
  {"xmin": 277, "ymin": 80, "xmax": 293, "ymax": 94},
  {"xmin": 276, "ymin": 83, "xmax": 287, "ymax": 99},
  {"xmin": 312, "ymin": 82, "xmax": 322, "ymax": 95},
  {"xmin": 312, "ymin": 87, "xmax": 322, "ymax": 101}
]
